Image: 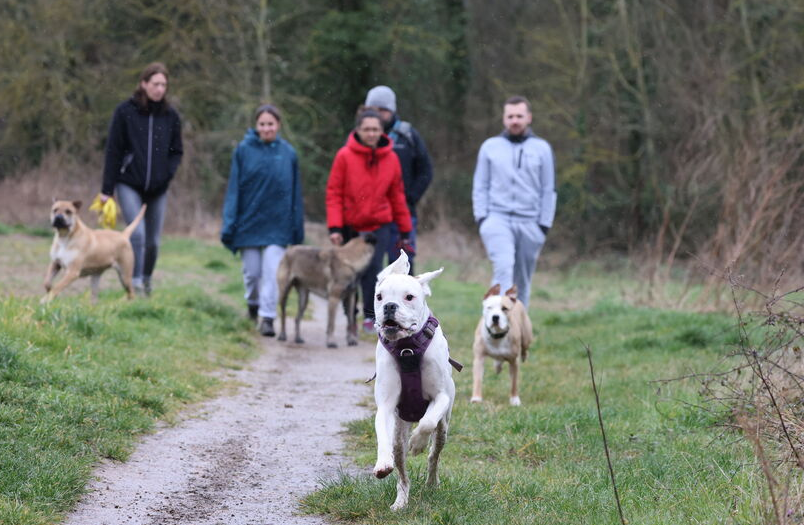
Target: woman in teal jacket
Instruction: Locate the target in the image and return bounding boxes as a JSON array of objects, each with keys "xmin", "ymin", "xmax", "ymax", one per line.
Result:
[{"xmin": 221, "ymin": 104, "xmax": 304, "ymax": 336}]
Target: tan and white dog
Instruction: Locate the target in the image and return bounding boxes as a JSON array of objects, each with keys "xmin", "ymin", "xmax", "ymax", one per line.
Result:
[
  {"xmin": 471, "ymin": 284, "xmax": 533, "ymax": 406},
  {"xmin": 43, "ymin": 199, "xmax": 146, "ymax": 302},
  {"xmin": 372, "ymin": 251, "xmax": 455, "ymax": 510}
]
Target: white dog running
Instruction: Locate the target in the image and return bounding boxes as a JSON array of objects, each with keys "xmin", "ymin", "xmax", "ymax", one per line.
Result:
[{"xmin": 371, "ymin": 251, "xmax": 459, "ymax": 510}]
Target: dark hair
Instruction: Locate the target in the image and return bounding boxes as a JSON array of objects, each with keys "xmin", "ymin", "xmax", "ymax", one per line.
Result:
[
  {"xmin": 133, "ymin": 62, "xmax": 171, "ymax": 111},
  {"xmin": 504, "ymin": 95, "xmax": 532, "ymax": 112},
  {"xmin": 254, "ymin": 104, "xmax": 282, "ymax": 123},
  {"xmin": 355, "ymin": 108, "xmax": 382, "ymax": 128}
]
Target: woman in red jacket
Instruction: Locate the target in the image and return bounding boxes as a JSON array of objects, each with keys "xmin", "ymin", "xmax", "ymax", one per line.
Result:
[{"xmin": 326, "ymin": 109, "xmax": 413, "ymax": 334}]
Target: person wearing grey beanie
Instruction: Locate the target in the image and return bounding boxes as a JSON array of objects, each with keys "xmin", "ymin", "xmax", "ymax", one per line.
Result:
[
  {"xmin": 364, "ymin": 85, "xmax": 433, "ymax": 274},
  {"xmin": 365, "ymin": 85, "xmax": 397, "ymax": 113}
]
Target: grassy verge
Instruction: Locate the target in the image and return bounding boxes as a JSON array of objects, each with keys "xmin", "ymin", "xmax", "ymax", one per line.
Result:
[
  {"xmin": 0, "ymin": 233, "xmax": 255, "ymax": 525},
  {"xmin": 303, "ymin": 265, "xmax": 764, "ymax": 524}
]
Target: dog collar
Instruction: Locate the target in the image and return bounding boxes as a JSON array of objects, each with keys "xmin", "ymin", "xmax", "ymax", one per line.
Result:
[
  {"xmin": 486, "ymin": 326, "xmax": 509, "ymax": 339},
  {"xmin": 378, "ymin": 315, "xmax": 462, "ymax": 423}
]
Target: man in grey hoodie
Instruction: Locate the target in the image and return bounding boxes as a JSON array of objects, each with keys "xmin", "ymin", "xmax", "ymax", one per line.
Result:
[{"xmin": 472, "ymin": 96, "xmax": 556, "ymax": 306}]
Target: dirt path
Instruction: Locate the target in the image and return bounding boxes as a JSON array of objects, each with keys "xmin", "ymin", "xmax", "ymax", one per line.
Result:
[{"xmin": 64, "ymin": 295, "xmax": 375, "ymax": 525}]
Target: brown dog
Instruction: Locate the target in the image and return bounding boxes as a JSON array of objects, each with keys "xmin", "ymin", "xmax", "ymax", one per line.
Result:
[
  {"xmin": 43, "ymin": 199, "xmax": 146, "ymax": 302},
  {"xmin": 276, "ymin": 235, "xmax": 376, "ymax": 347},
  {"xmin": 470, "ymin": 284, "xmax": 533, "ymax": 406}
]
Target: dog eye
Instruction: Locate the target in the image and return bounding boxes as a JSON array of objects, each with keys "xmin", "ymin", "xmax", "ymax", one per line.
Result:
[
  {"xmin": 376, "ymin": 293, "xmax": 382, "ymax": 301},
  {"xmin": 405, "ymin": 294, "xmax": 414, "ymax": 301},
  {"xmin": 501, "ymin": 306, "xmax": 509, "ymax": 312}
]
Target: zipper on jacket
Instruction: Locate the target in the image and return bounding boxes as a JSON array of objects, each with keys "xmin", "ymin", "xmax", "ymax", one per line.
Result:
[{"xmin": 145, "ymin": 114, "xmax": 154, "ymax": 191}]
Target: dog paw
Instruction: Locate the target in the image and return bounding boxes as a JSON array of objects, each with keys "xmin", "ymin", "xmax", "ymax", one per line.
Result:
[
  {"xmin": 373, "ymin": 462, "xmax": 394, "ymax": 479},
  {"xmin": 426, "ymin": 474, "xmax": 440, "ymax": 488},
  {"xmin": 470, "ymin": 396, "xmax": 483, "ymax": 403},
  {"xmin": 277, "ymin": 333, "xmax": 286, "ymax": 341},
  {"xmin": 294, "ymin": 337, "xmax": 305, "ymax": 344},
  {"xmin": 326, "ymin": 342, "xmax": 337, "ymax": 348},
  {"xmin": 390, "ymin": 498, "xmax": 408, "ymax": 511},
  {"xmin": 509, "ymin": 396, "xmax": 521, "ymax": 406}
]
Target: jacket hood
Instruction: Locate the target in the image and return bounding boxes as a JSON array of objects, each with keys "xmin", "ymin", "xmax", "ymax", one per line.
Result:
[
  {"xmin": 128, "ymin": 96, "xmax": 168, "ymax": 116},
  {"xmin": 244, "ymin": 127, "xmax": 282, "ymax": 146},
  {"xmin": 346, "ymin": 131, "xmax": 393, "ymax": 159}
]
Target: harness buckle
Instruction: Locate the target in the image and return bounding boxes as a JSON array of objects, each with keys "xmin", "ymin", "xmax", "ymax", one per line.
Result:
[{"xmin": 400, "ymin": 348, "xmax": 414, "ymax": 357}]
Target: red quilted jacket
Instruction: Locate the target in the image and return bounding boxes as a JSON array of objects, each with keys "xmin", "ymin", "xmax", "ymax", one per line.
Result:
[{"xmin": 326, "ymin": 132, "xmax": 412, "ymax": 234}]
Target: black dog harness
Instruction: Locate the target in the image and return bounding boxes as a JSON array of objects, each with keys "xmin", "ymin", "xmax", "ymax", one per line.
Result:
[{"xmin": 378, "ymin": 316, "xmax": 463, "ymax": 422}]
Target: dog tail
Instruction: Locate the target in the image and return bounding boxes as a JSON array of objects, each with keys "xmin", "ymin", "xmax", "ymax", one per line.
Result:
[{"xmin": 121, "ymin": 205, "xmax": 147, "ymax": 239}]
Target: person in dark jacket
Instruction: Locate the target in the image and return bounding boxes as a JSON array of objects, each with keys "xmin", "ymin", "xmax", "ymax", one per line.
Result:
[
  {"xmin": 364, "ymin": 86, "xmax": 433, "ymax": 274},
  {"xmin": 221, "ymin": 104, "xmax": 304, "ymax": 336},
  {"xmin": 100, "ymin": 62, "xmax": 183, "ymax": 297},
  {"xmin": 326, "ymin": 109, "xmax": 413, "ymax": 334}
]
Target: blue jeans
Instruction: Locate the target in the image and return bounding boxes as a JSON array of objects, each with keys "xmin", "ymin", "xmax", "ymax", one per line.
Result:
[
  {"xmin": 116, "ymin": 183, "xmax": 168, "ymax": 284},
  {"xmin": 386, "ymin": 216, "xmax": 417, "ymax": 274},
  {"xmin": 344, "ymin": 224, "xmax": 393, "ymax": 320}
]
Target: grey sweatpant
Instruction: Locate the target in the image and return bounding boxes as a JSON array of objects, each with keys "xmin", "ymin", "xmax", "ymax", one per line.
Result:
[
  {"xmin": 241, "ymin": 245, "xmax": 286, "ymax": 319},
  {"xmin": 478, "ymin": 213, "xmax": 546, "ymax": 306}
]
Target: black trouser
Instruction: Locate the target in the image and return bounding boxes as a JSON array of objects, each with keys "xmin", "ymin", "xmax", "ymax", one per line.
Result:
[{"xmin": 343, "ymin": 223, "xmax": 393, "ymax": 320}]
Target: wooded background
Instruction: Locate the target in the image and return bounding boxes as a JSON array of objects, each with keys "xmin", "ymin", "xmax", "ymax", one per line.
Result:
[{"xmin": 1, "ymin": 0, "xmax": 802, "ymax": 288}]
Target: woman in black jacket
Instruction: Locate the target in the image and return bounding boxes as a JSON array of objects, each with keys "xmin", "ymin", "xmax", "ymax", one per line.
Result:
[{"xmin": 100, "ymin": 62, "xmax": 183, "ymax": 296}]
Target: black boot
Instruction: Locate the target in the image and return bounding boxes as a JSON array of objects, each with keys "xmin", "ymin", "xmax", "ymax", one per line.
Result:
[
  {"xmin": 259, "ymin": 317, "xmax": 275, "ymax": 337},
  {"xmin": 248, "ymin": 304, "xmax": 259, "ymax": 321}
]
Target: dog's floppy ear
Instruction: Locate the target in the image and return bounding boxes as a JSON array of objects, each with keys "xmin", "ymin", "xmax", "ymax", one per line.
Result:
[
  {"xmin": 72, "ymin": 200, "xmax": 82, "ymax": 210},
  {"xmin": 484, "ymin": 283, "xmax": 501, "ymax": 299},
  {"xmin": 415, "ymin": 267, "xmax": 443, "ymax": 297},
  {"xmin": 377, "ymin": 250, "xmax": 410, "ymax": 284},
  {"xmin": 504, "ymin": 285, "xmax": 518, "ymax": 301}
]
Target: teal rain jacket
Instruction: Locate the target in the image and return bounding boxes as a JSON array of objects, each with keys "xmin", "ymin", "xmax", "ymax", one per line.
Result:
[{"xmin": 221, "ymin": 129, "xmax": 304, "ymax": 252}]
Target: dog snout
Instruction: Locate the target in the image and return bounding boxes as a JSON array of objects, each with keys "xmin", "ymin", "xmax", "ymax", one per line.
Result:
[
  {"xmin": 383, "ymin": 302, "xmax": 398, "ymax": 317},
  {"xmin": 492, "ymin": 314, "xmax": 500, "ymax": 325},
  {"xmin": 52, "ymin": 215, "xmax": 68, "ymax": 228}
]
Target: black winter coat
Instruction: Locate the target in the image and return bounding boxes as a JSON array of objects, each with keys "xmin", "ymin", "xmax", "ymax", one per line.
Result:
[
  {"xmin": 386, "ymin": 116, "xmax": 433, "ymax": 218},
  {"xmin": 102, "ymin": 98, "xmax": 183, "ymax": 198}
]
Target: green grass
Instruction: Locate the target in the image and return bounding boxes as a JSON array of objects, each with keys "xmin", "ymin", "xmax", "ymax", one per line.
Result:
[
  {"xmin": 0, "ymin": 223, "xmax": 52, "ymax": 237},
  {"xmin": 0, "ymin": 229, "xmax": 772, "ymax": 524},
  {"xmin": 0, "ymin": 234, "xmax": 257, "ymax": 525},
  {"xmin": 302, "ymin": 269, "xmax": 765, "ymax": 524}
]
